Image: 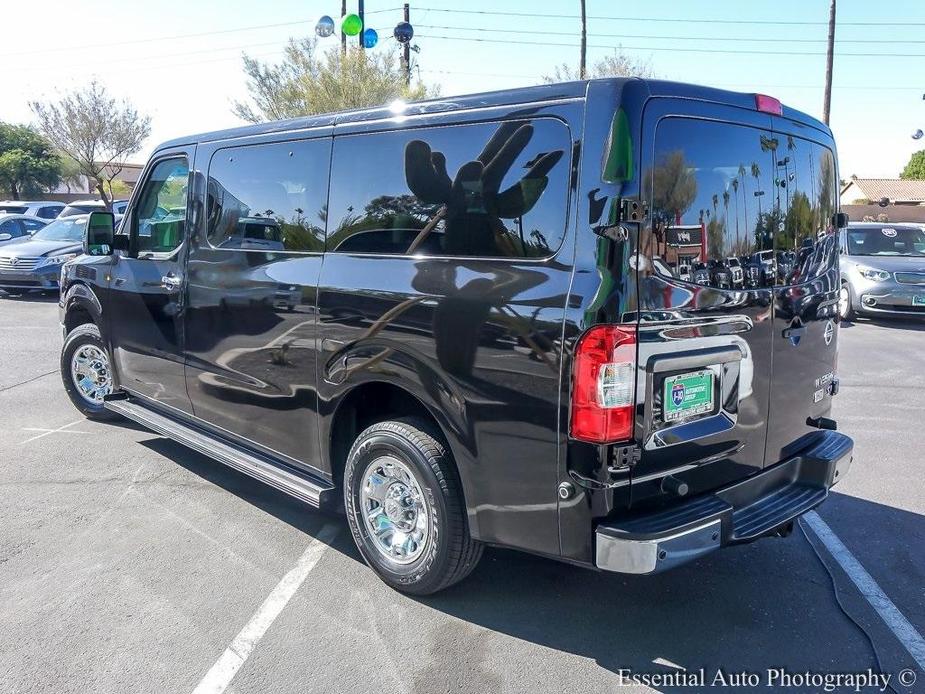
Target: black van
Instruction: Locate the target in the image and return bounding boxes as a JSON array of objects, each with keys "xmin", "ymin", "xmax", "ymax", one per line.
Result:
[{"xmin": 59, "ymin": 79, "xmax": 853, "ymax": 594}]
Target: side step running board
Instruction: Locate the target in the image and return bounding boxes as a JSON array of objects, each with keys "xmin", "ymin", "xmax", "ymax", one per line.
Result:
[{"xmin": 105, "ymin": 395, "xmax": 334, "ymax": 508}]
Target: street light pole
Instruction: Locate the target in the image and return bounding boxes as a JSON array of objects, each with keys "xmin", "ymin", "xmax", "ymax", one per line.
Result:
[
  {"xmin": 823, "ymin": 0, "xmax": 836, "ymax": 124},
  {"xmin": 341, "ymin": 0, "xmax": 347, "ymax": 56},
  {"xmin": 358, "ymin": 0, "xmax": 365, "ymax": 48}
]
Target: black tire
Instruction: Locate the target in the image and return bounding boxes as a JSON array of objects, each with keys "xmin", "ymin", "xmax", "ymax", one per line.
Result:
[
  {"xmin": 344, "ymin": 418, "xmax": 482, "ymax": 595},
  {"xmin": 60, "ymin": 323, "xmax": 120, "ymax": 421},
  {"xmin": 839, "ymin": 282, "xmax": 856, "ymax": 321}
]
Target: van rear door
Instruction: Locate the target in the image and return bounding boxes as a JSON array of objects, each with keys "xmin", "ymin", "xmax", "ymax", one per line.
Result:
[
  {"xmin": 763, "ymin": 126, "xmax": 841, "ymax": 464},
  {"xmin": 632, "ymin": 101, "xmax": 780, "ymax": 506}
]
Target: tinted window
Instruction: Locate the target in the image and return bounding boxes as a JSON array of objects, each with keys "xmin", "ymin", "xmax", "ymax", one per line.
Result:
[
  {"xmin": 0, "ymin": 219, "xmax": 24, "ymax": 237},
  {"xmin": 22, "ymin": 218, "xmax": 46, "ymax": 232},
  {"xmin": 649, "ymin": 118, "xmax": 777, "ymax": 288},
  {"xmin": 0, "ymin": 206, "xmax": 27, "ymax": 214},
  {"xmin": 133, "ymin": 157, "xmax": 188, "ymax": 255},
  {"xmin": 206, "ymin": 139, "xmax": 328, "ymax": 253},
  {"xmin": 771, "ymin": 137, "xmax": 838, "ymax": 284},
  {"xmin": 38, "ymin": 206, "xmax": 60, "ymax": 219},
  {"xmin": 327, "ymin": 118, "xmax": 570, "ymax": 258}
]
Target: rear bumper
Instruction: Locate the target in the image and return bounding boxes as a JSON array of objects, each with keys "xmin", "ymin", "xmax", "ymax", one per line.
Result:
[{"xmin": 595, "ymin": 430, "xmax": 853, "ymax": 574}]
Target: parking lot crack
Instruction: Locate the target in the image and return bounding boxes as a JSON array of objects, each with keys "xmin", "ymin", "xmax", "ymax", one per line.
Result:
[{"xmin": 0, "ymin": 370, "xmax": 56, "ymax": 393}]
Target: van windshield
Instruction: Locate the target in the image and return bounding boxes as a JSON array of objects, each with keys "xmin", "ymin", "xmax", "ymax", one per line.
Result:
[{"xmin": 847, "ymin": 226, "xmax": 925, "ymax": 257}]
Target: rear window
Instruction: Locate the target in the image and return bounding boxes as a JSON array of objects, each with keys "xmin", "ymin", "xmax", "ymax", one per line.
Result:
[
  {"xmin": 0, "ymin": 205, "xmax": 27, "ymax": 214},
  {"xmin": 326, "ymin": 118, "xmax": 571, "ymax": 258},
  {"xmin": 60, "ymin": 204, "xmax": 102, "ymax": 217},
  {"xmin": 649, "ymin": 117, "xmax": 837, "ymax": 287}
]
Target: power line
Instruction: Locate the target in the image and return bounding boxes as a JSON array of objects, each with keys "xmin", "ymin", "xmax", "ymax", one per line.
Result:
[
  {"xmin": 414, "ymin": 6, "xmax": 925, "ymax": 27},
  {"xmin": 417, "ymin": 33, "xmax": 925, "ymax": 58},
  {"xmin": 415, "ymin": 23, "xmax": 925, "ymax": 45},
  {"xmin": 3, "ymin": 19, "xmax": 310, "ymax": 58}
]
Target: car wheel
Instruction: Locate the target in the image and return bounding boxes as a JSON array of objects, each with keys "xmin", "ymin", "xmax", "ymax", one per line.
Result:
[
  {"xmin": 344, "ymin": 418, "xmax": 482, "ymax": 595},
  {"xmin": 60, "ymin": 323, "xmax": 120, "ymax": 421},
  {"xmin": 838, "ymin": 283, "xmax": 856, "ymax": 321}
]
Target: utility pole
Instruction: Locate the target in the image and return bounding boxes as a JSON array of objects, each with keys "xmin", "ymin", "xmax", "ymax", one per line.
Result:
[
  {"xmin": 823, "ymin": 0, "xmax": 836, "ymax": 124},
  {"xmin": 341, "ymin": 0, "xmax": 347, "ymax": 55},
  {"xmin": 358, "ymin": 0, "xmax": 365, "ymax": 48},
  {"xmin": 402, "ymin": 3, "xmax": 411, "ymax": 86},
  {"xmin": 579, "ymin": 0, "xmax": 587, "ymax": 79}
]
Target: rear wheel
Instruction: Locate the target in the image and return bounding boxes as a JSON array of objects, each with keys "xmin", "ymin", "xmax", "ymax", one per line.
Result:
[
  {"xmin": 61, "ymin": 323, "xmax": 119, "ymax": 421},
  {"xmin": 344, "ymin": 418, "xmax": 482, "ymax": 594},
  {"xmin": 838, "ymin": 282, "xmax": 856, "ymax": 321}
]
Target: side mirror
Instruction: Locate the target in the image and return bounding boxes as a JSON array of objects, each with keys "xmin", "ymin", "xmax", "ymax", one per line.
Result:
[
  {"xmin": 0, "ymin": 233, "xmax": 11, "ymax": 242},
  {"xmin": 832, "ymin": 212, "xmax": 848, "ymax": 229},
  {"xmin": 83, "ymin": 211, "xmax": 116, "ymax": 256}
]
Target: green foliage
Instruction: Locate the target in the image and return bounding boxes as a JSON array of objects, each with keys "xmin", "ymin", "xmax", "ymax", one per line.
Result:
[
  {"xmin": 30, "ymin": 80, "xmax": 151, "ymax": 208},
  {"xmin": 542, "ymin": 50, "xmax": 656, "ymax": 83},
  {"xmin": 781, "ymin": 191, "xmax": 814, "ymax": 248},
  {"xmin": 0, "ymin": 123, "xmax": 62, "ymax": 199},
  {"xmin": 233, "ymin": 39, "xmax": 438, "ymax": 123},
  {"xmin": 649, "ymin": 150, "xmax": 697, "ymax": 224},
  {"xmin": 900, "ymin": 150, "xmax": 925, "ymax": 180}
]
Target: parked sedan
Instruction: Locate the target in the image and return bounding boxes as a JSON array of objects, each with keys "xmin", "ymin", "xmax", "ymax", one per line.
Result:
[
  {"xmin": 0, "ymin": 215, "xmax": 86, "ymax": 294},
  {"xmin": 0, "ymin": 214, "xmax": 47, "ymax": 245},
  {"xmin": 839, "ymin": 222, "xmax": 925, "ymax": 319},
  {"xmin": 0, "ymin": 200, "xmax": 64, "ymax": 219}
]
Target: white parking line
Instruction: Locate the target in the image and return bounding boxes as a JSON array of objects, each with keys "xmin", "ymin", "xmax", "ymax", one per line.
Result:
[
  {"xmin": 803, "ymin": 510, "xmax": 925, "ymax": 671},
  {"xmin": 20, "ymin": 420, "xmax": 88, "ymax": 444},
  {"xmin": 191, "ymin": 523, "xmax": 340, "ymax": 694}
]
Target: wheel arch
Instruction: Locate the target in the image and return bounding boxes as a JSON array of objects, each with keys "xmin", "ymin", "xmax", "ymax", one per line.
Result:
[
  {"xmin": 325, "ymin": 379, "xmax": 477, "ymax": 536},
  {"xmin": 62, "ymin": 282, "xmax": 104, "ymax": 335}
]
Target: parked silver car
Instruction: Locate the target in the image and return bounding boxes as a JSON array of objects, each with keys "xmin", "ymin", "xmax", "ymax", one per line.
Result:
[{"xmin": 838, "ymin": 222, "xmax": 925, "ymax": 319}]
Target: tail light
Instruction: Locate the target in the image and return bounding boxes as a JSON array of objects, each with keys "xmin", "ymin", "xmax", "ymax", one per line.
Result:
[{"xmin": 570, "ymin": 324, "xmax": 637, "ymax": 444}]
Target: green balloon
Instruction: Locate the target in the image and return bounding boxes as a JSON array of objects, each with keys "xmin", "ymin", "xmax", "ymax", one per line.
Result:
[{"xmin": 342, "ymin": 14, "xmax": 362, "ymax": 36}]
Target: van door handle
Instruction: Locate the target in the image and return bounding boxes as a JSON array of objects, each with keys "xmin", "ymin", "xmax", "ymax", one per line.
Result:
[
  {"xmin": 161, "ymin": 274, "xmax": 182, "ymax": 291},
  {"xmin": 782, "ymin": 326, "xmax": 806, "ymax": 339}
]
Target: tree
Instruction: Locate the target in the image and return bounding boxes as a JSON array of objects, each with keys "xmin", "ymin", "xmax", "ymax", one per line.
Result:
[
  {"xmin": 542, "ymin": 49, "xmax": 655, "ymax": 83},
  {"xmin": 233, "ymin": 39, "xmax": 436, "ymax": 123},
  {"xmin": 0, "ymin": 123, "xmax": 62, "ymax": 199},
  {"xmin": 900, "ymin": 150, "xmax": 925, "ymax": 180},
  {"xmin": 30, "ymin": 81, "xmax": 151, "ymax": 208}
]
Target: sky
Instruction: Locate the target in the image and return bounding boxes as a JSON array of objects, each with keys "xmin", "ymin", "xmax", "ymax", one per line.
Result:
[{"xmin": 3, "ymin": 0, "xmax": 924, "ymax": 180}]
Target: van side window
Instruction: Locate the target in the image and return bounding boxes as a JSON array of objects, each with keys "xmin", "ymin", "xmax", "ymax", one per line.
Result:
[
  {"xmin": 326, "ymin": 119, "xmax": 570, "ymax": 258},
  {"xmin": 206, "ymin": 140, "xmax": 328, "ymax": 253},
  {"xmin": 133, "ymin": 157, "xmax": 189, "ymax": 255}
]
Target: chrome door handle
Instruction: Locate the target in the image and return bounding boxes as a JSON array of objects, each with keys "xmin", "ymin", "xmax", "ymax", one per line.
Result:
[{"xmin": 161, "ymin": 275, "xmax": 182, "ymax": 291}]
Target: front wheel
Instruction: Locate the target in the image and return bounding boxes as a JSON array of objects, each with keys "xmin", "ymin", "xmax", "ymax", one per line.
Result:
[
  {"xmin": 60, "ymin": 323, "xmax": 119, "ymax": 421},
  {"xmin": 838, "ymin": 283, "xmax": 856, "ymax": 321},
  {"xmin": 344, "ymin": 418, "xmax": 482, "ymax": 595}
]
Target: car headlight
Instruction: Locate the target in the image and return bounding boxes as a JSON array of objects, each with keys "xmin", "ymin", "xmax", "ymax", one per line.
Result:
[
  {"xmin": 36, "ymin": 253, "xmax": 78, "ymax": 269},
  {"xmin": 856, "ymin": 266, "xmax": 891, "ymax": 282}
]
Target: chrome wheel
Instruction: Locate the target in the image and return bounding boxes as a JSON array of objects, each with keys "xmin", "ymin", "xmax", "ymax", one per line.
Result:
[
  {"xmin": 360, "ymin": 456, "xmax": 430, "ymax": 565},
  {"xmin": 70, "ymin": 344, "xmax": 112, "ymax": 404},
  {"xmin": 838, "ymin": 285, "xmax": 850, "ymax": 319}
]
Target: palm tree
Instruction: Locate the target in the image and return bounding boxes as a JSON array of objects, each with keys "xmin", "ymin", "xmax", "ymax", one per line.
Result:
[
  {"xmin": 712, "ymin": 193, "xmax": 719, "ymax": 220},
  {"xmin": 722, "ymin": 189, "xmax": 730, "ymax": 253},
  {"xmin": 731, "ymin": 178, "xmax": 740, "ymax": 252},
  {"xmin": 738, "ymin": 164, "xmax": 748, "ymax": 250}
]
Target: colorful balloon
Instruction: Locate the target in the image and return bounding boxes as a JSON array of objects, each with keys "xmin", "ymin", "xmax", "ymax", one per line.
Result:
[
  {"xmin": 342, "ymin": 14, "xmax": 363, "ymax": 36},
  {"xmin": 393, "ymin": 21, "xmax": 414, "ymax": 44},
  {"xmin": 362, "ymin": 28, "xmax": 378, "ymax": 48},
  {"xmin": 315, "ymin": 15, "xmax": 335, "ymax": 38}
]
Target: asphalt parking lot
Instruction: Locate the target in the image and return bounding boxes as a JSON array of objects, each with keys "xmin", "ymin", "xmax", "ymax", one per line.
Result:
[{"xmin": 1, "ymin": 294, "xmax": 923, "ymax": 694}]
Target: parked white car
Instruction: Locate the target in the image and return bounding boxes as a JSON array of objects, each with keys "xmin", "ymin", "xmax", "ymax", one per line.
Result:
[{"xmin": 0, "ymin": 200, "xmax": 64, "ymax": 220}]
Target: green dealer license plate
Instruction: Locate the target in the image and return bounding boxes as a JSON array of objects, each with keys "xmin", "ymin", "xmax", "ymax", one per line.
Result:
[
  {"xmin": 663, "ymin": 370, "xmax": 715, "ymax": 423},
  {"xmin": 912, "ymin": 295, "xmax": 925, "ymax": 306}
]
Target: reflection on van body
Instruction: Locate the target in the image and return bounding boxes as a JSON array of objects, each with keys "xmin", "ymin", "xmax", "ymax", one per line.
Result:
[{"xmin": 59, "ymin": 79, "xmax": 853, "ymax": 594}]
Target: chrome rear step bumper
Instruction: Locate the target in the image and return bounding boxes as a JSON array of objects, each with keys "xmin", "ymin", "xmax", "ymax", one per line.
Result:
[{"xmin": 595, "ymin": 431, "xmax": 853, "ymax": 574}]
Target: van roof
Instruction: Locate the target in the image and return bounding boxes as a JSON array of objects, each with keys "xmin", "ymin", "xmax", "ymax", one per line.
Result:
[{"xmin": 156, "ymin": 77, "xmax": 831, "ymax": 151}]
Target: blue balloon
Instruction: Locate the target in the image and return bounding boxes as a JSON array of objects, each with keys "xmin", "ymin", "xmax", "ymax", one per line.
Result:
[
  {"xmin": 362, "ymin": 28, "xmax": 379, "ymax": 49},
  {"xmin": 315, "ymin": 15, "xmax": 335, "ymax": 38},
  {"xmin": 393, "ymin": 21, "xmax": 413, "ymax": 44}
]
